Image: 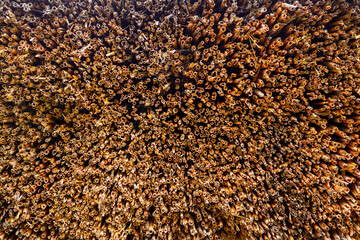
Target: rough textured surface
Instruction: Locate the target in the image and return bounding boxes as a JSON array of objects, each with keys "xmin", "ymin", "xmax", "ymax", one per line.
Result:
[{"xmin": 1, "ymin": 0, "xmax": 360, "ymax": 239}]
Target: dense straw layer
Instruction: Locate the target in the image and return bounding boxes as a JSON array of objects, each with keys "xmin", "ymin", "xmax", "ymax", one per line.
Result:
[{"xmin": 1, "ymin": 0, "xmax": 360, "ymax": 239}]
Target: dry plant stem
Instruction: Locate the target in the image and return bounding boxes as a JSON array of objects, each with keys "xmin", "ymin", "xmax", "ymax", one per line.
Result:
[{"xmin": 0, "ymin": 0, "xmax": 360, "ymax": 239}]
